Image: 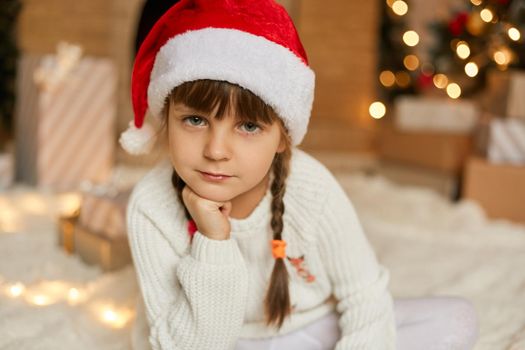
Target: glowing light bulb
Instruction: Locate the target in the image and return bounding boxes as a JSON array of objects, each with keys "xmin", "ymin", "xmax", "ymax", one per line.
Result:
[
  {"xmin": 480, "ymin": 9, "xmax": 493, "ymax": 23},
  {"xmin": 392, "ymin": 0, "xmax": 408, "ymax": 16},
  {"xmin": 456, "ymin": 42, "xmax": 471, "ymax": 59},
  {"xmin": 395, "ymin": 71, "xmax": 411, "ymax": 87},
  {"xmin": 379, "ymin": 70, "xmax": 396, "ymax": 87},
  {"xmin": 493, "ymin": 50, "xmax": 508, "ymax": 65},
  {"xmin": 403, "ymin": 55, "xmax": 419, "ymax": 71},
  {"xmin": 31, "ymin": 294, "xmax": 51, "ymax": 306},
  {"xmin": 433, "ymin": 74, "xmax": 448, "ymax": 89},
  {"xmin": 446, "ymin": 83, "xmax": 461, "ymax": 99},
  {"xmin": 369, "ymin": 102, "xmax": 386, "ymax": 119},
  {"xmin": 100, "ymin": 306, "xmax": 133, "ymax": 329},
  {"xmin": 8, "ymin": 283, "xmax": 25, "ymax": 297},
  {"xmin": 403, "ymin": 30, "xmax": 419, "ymax": 47},
  {"xmin": 508, "ymin": 27, "xmax": 521, "ymax": 41},
  {"xmin": 465, "ymin": 62, "xmax": 479, "ymax": 77}
]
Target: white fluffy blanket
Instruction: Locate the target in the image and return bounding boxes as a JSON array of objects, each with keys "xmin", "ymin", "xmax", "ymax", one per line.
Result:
[{"xmin": 1, "ymin": 172, "xmax": 524, "ymax": 350}]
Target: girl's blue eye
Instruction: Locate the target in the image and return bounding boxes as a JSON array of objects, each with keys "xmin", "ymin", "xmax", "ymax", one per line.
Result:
[
  {"xmin": 184, "ymin": 116, "xmax": 205, "ymax": 126},
  {"xmin": 182, "ymin": 116, "xmax": 262, "ymax": 134},
  {"xmin": 241, "ymin": 122, "xmax": 261, "ymax": 134}
]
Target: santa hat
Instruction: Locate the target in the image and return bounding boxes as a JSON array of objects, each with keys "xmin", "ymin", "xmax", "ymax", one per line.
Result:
[{"xmin": 120, "ymin": 0, "xmax": 315, "ymax": 155}]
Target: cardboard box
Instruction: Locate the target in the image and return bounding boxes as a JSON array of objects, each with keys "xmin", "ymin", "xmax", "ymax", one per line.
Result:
[
  {"xmin": 462, "ymin": 157, "xmax": 525, "ymax": 224},
  {"xmin": 377, "ymin": 125, "xmax": 473, "ymax": 175},
  {"xmin": 57, "ymin": 214, "xmax": 78, "ymax": 254},
  {"xmin": 74, "ymin": 224, "xmax": 132, "ymax": 272}
]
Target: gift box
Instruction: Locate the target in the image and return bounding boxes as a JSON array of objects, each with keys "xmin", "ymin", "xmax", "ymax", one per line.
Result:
[
  {"xmin": 15, "ymin": 51, "xmax": 116, "ymax": 191},
  {"xmin": 377, "ymin": 124, "xmax": 474, "ymax": 175},
  {"xmin": 79, "ymin": 186, "xmax": 132, "ymax": 239},
  {"xmin": 462, "ymin": 157, "xmax": 525, "ymax": 224},
  {"xmin": 395, "ymin": 96, "xmax": 480, "ymax": 134},
  {"xmin": 486, "ymin": 118, "xmax": 525, "ymax": 165},
  {"xmin": 57, "ymin": 212, "xmax": 79, "ymax": 254},
  {"xmin": 0, "ymin": 149, "xmax": 14, "ymax": 190},
  {"xmin": 74, "ymin": 224, "xmax": 132, "ymax": 272},
  {"xmin": 481, "ymin": 69, "xmax": 525, "ymax": 121}
]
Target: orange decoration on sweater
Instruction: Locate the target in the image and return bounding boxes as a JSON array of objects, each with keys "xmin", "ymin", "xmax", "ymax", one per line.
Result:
[{"xmin": 271, "ymin": 239, "xmax": 287, "ymax": 259}]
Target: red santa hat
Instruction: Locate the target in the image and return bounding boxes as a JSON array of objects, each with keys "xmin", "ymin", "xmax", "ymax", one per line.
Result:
[{"xmin": 120, "ymin": 0, "xmax": 315, "ymax": 155}]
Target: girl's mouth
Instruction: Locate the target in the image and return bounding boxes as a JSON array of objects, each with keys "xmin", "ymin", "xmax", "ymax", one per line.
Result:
[{"xmin": 199, "ymin": 171, "xmax": 232, "ymax": 181}]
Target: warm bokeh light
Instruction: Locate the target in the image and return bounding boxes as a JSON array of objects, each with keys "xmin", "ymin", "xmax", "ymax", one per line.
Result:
[
  {"xmin": 480, "ymin": 8, "xmax": 494, "ymax": 23},
  {"xmin": 403, "ymin": 30, "xmax": 419, "ymax": 46},
  {"xmin": 379, "ymin": 70, "xmax": 396, "ymax": 87},
  {"xmin": 392, "ymin": 0, "xmax": 408, "ymax": 16},
  {"xmin": 369, "ymin": 102, "xmax": 386, "ymax": 119},
  {"xmin": 508, "ymin": 27, "xmax": 521, "ymax": 41},
  {"xmin": 58, "ymin": 192, "xmax": 82, "ymax": 217},
  {"xmin": 395, "ymin": 71, "xmax": 411, "ymax": 87},
  {"xmin": 30, "ymin": 294, "xmax": 52, "ymax": 306},
  {"xmin": 99, "ymin": 306, "xmax": 134, "ymax": 329},
  {"xmin": 67, "ymin": 288, "xmax": 83, "ymax": 305},
  {"xmin": 433, "ymin": 74, "xmax": 448, "ymax": 89},
  {"xmin": 7, "ymin": 283, "xmax": 25, "ymax": 297},
  {"xmin": 465, "ymin": 62, "xmax": 479, "ymax": 77},
  {"xmin": 386, "ymin": 0, "xmax": 396, "ymax": 7},
  {"xmin": 446, "ymin": 83, "xmax": 462, "ymax": 99},
  {"xmin": 403, "ymin": 55, "xmax": 419, "ymax": 71},
  {"xmin": 470, "ymin": 0, "xmax": 482, "ymax": 5},
  {"xmin": 456, "ymin": 42, "xmax": 471, "ymax": 59},
  {"xmin": 493, "ymin": 50, "xmax": 509, "ymax": 65}
]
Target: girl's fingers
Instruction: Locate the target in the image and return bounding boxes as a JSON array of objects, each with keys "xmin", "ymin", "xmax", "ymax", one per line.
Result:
[{"xmin": 220, "ymin": 201, "xmax": 232, "ymax": 217}]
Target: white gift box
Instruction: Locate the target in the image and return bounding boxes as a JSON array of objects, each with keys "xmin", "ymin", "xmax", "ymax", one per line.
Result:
[
  {"xmin": 78, "ymin": 186, "xmax": 132, "ymax": 239},
  {"xmin": 487, "ymin": 118, "xmax": 525, "ymax": 165},
  {"xmin": 15, "ymin": 54, "xmax": 116, "ymax": 191},
  {"xmin": 395, "ymin": 96, "xmax": 480, "ymax": 134},
  {"xmin": 483, "ymin": 69, "xmax": 525, "ymax": 121}
]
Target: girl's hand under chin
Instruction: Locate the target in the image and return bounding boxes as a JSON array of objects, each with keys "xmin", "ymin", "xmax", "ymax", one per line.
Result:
[{"xmin": 181, "ymin": 185, "xmax": 232, "ymax": 241}]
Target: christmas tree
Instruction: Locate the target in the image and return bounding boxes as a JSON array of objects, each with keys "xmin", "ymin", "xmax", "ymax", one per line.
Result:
[
  {"xmin": 428, "ymin": 0, "xmax": 525, "ymax": 97},
  {"xmin": 378, "ymin": 0, "xmax": 525, "ymax": 104}
]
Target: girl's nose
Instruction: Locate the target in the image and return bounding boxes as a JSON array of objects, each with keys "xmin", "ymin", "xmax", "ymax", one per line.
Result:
[{"xmin": 203, "ymin": 128, "xmax": 232, "ymax": 160}]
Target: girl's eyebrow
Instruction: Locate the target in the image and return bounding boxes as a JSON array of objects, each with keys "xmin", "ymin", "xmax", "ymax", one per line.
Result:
[{"xmin": 171, "ymin": 104, "xmax": 208, "ymax": 114}]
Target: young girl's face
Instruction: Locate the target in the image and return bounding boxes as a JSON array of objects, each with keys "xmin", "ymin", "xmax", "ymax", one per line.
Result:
[{"xmin": 167, "ymin": 100, "xmax": 286, "ymax": 203}]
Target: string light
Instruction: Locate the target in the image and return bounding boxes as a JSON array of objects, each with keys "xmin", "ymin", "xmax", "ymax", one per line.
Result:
[
  {"xmin": 395, "ymin": 71, "xmax": 411, "ymax": 87},
  {"xmin": 379, "ymin": 70, "xmax": 396, "ymax": 87},
  {"xmin": 480, "ymin": 8, "xmax": 494, "ymax": 23},
  {"xmin": 508, "ymin": 27, "xmax": 521, "ymax": 41},
  {"xmin": 493, "ymin": 50, "xmax": 509, "ymax": 65},
  {"xmin": 403, "ymin": 30, "xmax": 420, "ymax": 46},
  {"xmin": 465, "ymin": 62, "xmax": 479, "ymax": 77},
  {"xmin": 433, "ymin": 74, "xmax": 448, "ymax": 89},
  {"xmin": 98, "ymin": 305, "xmax": 133, "ymax": 329},
  {"xmin": 7, "ymin": 282, "xmax": 25, "ymax": 297},
  {"xmin": 470, "ymin": 0, "xmax": 482, "ymax": 5},
  {"xmin": 369, "ymin": 102, "xmax": 387, "ymax": 119},
  {"xmin": 403, "ymin": 55, "xmax": 419, "ymax": 71},
  {"xmin": 456, "ymin": 41, "xmax": 471, "ymax": 59},
  {"xmin": 446, "ymin": 83, "xmax": 462, "ymax": 99},
  {"xmin": 392, "ymin": 1, "xmax": 408, "ymax": 16}
]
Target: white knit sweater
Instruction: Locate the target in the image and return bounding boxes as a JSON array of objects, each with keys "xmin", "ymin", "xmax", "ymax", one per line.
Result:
[{"xmin": 126, "ymin": 147, "xmax": 397, "ymax": 350}]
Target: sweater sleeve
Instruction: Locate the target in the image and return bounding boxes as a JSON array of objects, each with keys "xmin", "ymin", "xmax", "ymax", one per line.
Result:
[
  {"xmin": 315, "ymin": 176, "xmax": 397, "ymax": 349},
  {"xmin": 126, "ymin": 198, "xmax": 249, "ymax": 350}
]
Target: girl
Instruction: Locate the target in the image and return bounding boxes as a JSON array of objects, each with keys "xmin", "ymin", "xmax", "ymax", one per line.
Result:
[{"xmin": 120, "ymin": 1, "xmax": 480, "ymax": 349}]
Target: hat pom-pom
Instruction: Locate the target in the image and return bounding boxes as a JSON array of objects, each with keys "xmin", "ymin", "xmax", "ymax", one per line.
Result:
[{"xmin": 119, "ymin": 121, "xmax": 156, "ymax": 155}]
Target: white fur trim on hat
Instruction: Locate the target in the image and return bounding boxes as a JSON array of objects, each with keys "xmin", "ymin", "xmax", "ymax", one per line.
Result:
[
  {"xmin": 119, "ymin": 121, "xmax": 157, "ymax": 155},
  {"xmin": 147, "ymin": 27, "xmax": 315, "ymax": 146}
]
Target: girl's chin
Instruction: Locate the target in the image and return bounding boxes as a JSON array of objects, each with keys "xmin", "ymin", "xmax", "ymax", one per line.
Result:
[{"xmin": 190, "ymin": 184, "xmax": 236, "ymax": 202}]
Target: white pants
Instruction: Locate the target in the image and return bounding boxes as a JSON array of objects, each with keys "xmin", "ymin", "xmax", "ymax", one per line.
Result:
[{"xmin": 234, "ymin": 296, "xmax": 480, "ymax": 350}]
